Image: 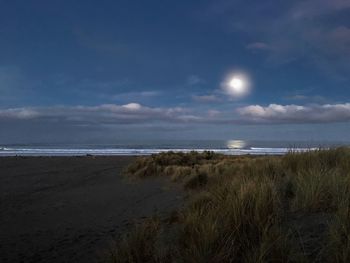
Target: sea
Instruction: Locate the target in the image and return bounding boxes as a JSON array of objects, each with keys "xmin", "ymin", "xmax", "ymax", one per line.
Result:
[{"xmin": 0, "ymin": 140, "xmax": 349, "ymax": 156}]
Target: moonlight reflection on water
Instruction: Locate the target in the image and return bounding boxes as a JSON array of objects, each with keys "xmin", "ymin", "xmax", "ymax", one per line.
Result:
[{"xmin": 227, "ymin": 140, "xmax": 247, "ymax": 149}]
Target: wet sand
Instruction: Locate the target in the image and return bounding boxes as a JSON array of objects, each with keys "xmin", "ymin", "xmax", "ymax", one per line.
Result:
[{"xmin": 0, "ymin": 156, "xmax": 183, "ymax": 263}]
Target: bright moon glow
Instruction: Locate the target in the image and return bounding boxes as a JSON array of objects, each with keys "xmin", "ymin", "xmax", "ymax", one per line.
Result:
[
  {"xmin": 222, "ymin": 73, "xmax": 251, "ymax": 98},
  {"xmin": 229, "ymin": 78, "xmax": 245, "ymax": 93}
]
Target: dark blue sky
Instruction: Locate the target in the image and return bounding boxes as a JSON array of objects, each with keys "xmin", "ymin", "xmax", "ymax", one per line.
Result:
[{"xmin": 1, "ymin": 0, "xmax": 350, "ymax": 143}]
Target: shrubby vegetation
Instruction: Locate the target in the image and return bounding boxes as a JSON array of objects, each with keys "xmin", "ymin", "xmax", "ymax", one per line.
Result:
[
  {"xmin": 123, "ymin": 151, "xmax": 252, "ymax": 189},
  {"xmin": 110, "ymin": 148, "xmax": 350, "ymax": 262}
]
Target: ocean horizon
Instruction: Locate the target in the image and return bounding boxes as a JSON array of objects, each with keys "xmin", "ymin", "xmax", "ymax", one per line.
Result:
[{"xmin": 1, "ymin": 140, "xmax": 349, "ymax": 156}]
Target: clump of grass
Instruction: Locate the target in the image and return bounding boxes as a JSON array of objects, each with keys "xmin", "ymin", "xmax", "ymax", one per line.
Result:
[
  {"xmin": 282, "ymin": 148, "xmax": 350, "ymax": 213},
  {"xmin": 108, "ymin": 217, "xmax": 162, "ymax": 263},
  {"xmin": 322, "ymin": 182, "xmax": 350, "ymax": 262},
  {"xmin": 182, "ymin": 171, "xmax": 208, "ymax": 189},
  {"xmin": 123, "ymin": 151, "xmax": 249, "ymax": 189},
  {"xmin": 325, "ymin": 197, "xmax": 350, "ymax": 262},
  {"xmin": 175, "ymin": 176, "xmax": 283, "ymax": 262},
  {"xmin": 167, "ymin": 166, "xmax": 193, "ymax": 182},
  {"xmin": 112, "ymin": 147, "xmax": 350, "ymax": 262},
  {"xmin": 291, "ymin": 168, "xmax": 336, "ymax": 212}
]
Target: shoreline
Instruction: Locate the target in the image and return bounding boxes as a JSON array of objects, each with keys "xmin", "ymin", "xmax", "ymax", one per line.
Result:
[{"xmin": 0, "ymin": 145, "xmax": 326, "ymax": 157}]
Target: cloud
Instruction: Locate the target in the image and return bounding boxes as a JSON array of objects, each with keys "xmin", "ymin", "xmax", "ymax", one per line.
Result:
[
  {"xmin": 192, "ymin": 94, "xmax": 221, "ymax": 103},
  {"xmin": 4, "ymin": 102, "xmax": 350, "ymax": 127},
  {"xmin": 287, "ymin": 95, "xmax": 308, "ymax": 100},
  {"xmin": 186, "ymin": 75, "xmax": 205, "ymax": 86},
  {"xmin": 285, "ymin": 94, "xmax": 329, "ymax": 104},
  {"xmin": 290, "ymin": 0, "xmax": 350, "ymax": 19},
  {"xmin": 237, "ymin": 103, "xmax": 350, "ymax": 124},
  {"xmin": 246, "ymin": 42, "xmax": 271, "ymax": 51},
  {"xmin": 0, "ymin": 103, "xmax": 198, "ymax": 125},
  {"xmin": 0, "ymin": 108, "xmax": 40, "ymax": 119},
  {"xmin": 208, "ymin": 110, "xmax": 221, "ymax": 117},
  {"xmin": 209, "ymin": 0, "xmax": 350, "ymax": 74},
  {"xmin": 122, "ymin": 103, "xmax": 142, "ymax": 111},
  {"xmin": 309, "ymin": 26, "xmax": 350, "ymax": 57},
  {"xmin": 110, "ymin": 90, "xmax": 160, "ymax": 101}
]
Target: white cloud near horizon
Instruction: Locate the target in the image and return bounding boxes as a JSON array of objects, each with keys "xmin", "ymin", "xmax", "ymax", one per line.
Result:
[
  {"xmin": 237, "ymin": 103, "xmax": 350, "ymax": 124},
  {"xmin": 0, "ymin": 103, "xmax": 195, "ymax": 124},
  {"xmin": 3, "ymin": 102, "xmax": 350, "ymax": 126}
]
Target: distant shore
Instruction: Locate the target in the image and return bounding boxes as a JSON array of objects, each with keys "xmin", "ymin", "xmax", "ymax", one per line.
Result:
[{"xmin": 0, "ymin": 156, "xmax": 183, "ymax": 263}]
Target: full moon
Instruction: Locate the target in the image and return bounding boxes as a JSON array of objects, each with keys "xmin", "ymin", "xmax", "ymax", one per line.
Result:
[
  {"xmin": 229, "ymin": 78, "xmax": 245, "ymax": 93},
  {"xmin": 222, "ymin": 73, "xmax": 251, "ymax": 98}
]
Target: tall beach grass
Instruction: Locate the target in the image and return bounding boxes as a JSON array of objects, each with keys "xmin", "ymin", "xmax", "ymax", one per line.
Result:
[{"xmin": 110, "ymin": 148, "xmax": 350, "ymax": 262}]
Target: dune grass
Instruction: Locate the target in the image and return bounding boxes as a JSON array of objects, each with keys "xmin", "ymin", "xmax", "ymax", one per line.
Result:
[{"xmin": 110, "ymin": 148, "xmax": 350, "ymax": 262}]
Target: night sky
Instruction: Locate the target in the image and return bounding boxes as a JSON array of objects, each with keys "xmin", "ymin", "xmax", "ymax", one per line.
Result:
[{"xmin": 1, "ymin": 0, "xmax": 350, "ymax": 143}]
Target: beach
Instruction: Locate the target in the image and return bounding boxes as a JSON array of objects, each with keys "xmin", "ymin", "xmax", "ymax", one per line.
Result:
[{"xmin": 0, "ymin": 156, "xmax": 183, "ymax": 263}]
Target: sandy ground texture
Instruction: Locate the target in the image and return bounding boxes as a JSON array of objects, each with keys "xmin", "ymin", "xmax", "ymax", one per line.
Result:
[{"xmin": 0, "ymin": 156, "xmax": 183, "ymax": 263}]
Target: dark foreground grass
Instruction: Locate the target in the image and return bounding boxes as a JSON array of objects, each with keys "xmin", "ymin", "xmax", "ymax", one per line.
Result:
[{"xmin": 109, "ymin": 148, "xmax": 350, "ymax": 263}]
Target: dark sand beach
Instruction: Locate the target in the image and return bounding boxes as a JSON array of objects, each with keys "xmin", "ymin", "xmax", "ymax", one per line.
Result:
[{"xmin": 0, "ymin": 156, "xmax": 183, "ymax": 263}]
